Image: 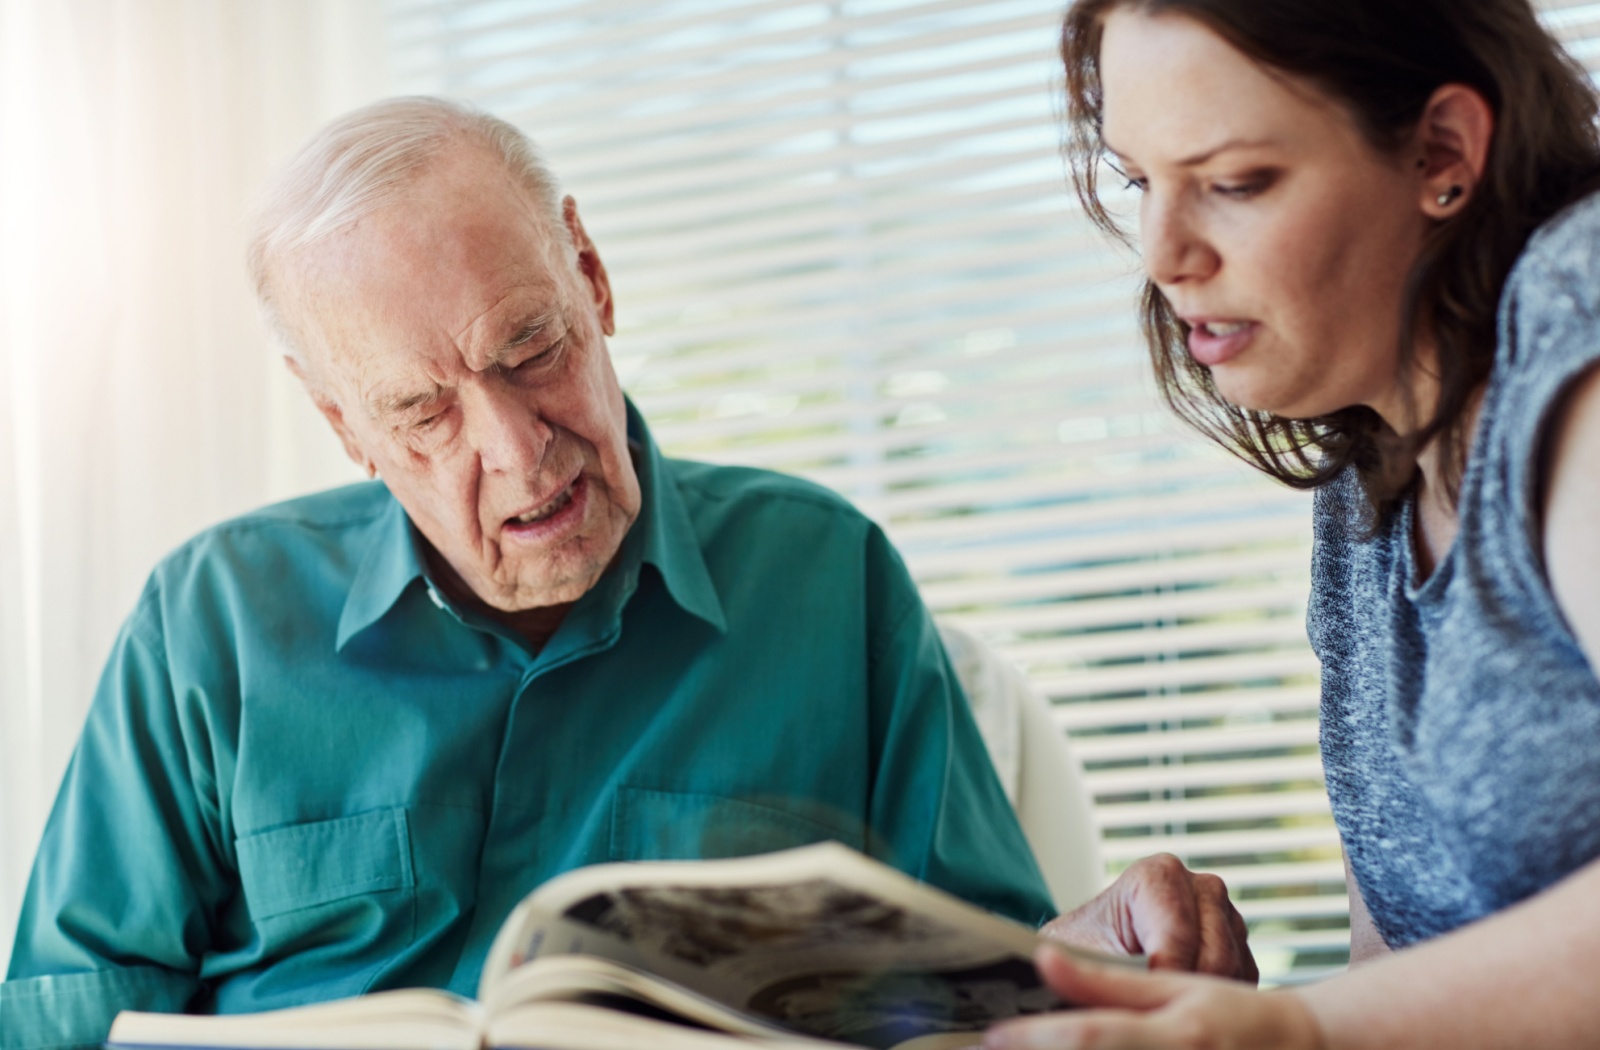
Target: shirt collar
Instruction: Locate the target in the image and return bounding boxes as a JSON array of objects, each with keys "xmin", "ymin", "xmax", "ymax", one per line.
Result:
[
  {"xmin": 335, "ymin": 397, "xmax": 726, "ymax": 652},
  {"xmin": 627, "ymin": 400, "xmax": 727, "ymax": 634},
  {"xmin": 335, "ymin": 494, "xmax": 430, "ymax": 651}
]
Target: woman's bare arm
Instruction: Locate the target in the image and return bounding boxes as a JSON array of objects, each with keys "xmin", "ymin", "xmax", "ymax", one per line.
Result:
[
  {"xmin": 1300, "ymin": 855, "xmax": 1600, "ymax": 1049},
  {"xmin": 1542, "ymin": 366, "xmax": 1600, "ymax": 680},
  {"xmin": 1343, "ymin": 849, "xmax": 1392, "ymax": 966}
]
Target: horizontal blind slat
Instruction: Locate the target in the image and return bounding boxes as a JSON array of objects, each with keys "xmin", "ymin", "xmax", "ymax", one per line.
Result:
[{"xmin": 1100, "ymin": 826, "xmax": 1342, "ymax": 862}]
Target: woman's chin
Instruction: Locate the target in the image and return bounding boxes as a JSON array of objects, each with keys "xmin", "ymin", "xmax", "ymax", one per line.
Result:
[
  {"xmin": 1211, "ymin": 372, "xmax": 1331, "ymax": 421},
  {"xmin": 1210, "ymin": 370, "xmax": 1282, "ymax": 416}
]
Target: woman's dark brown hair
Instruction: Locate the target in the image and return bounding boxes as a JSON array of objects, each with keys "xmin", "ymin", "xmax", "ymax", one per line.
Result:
[{"xmin": 1062, "ymin": 0, "xmax": 1600, "ymax": 515}]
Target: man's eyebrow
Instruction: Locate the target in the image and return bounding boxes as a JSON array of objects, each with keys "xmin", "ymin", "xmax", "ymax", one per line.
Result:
[
  {"xmin": 1102, "ymin": 136, "xmax": 1277, "ymax": 168},
  {"xmin": 487, "ymin": 311, "xmax": 559, "ymax": 368},
  {"xmin": 371, "ymin": 385, "xmax": 443, "ymax": 418}
]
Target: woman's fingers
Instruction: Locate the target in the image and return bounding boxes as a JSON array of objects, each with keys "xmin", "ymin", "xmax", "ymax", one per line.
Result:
[
  {"xmin": 1034, "ymin": 944, "xmax": 1190, "ymax": 1010},
  {"xmin": 986, "ymin": 1008, "xmax": 1169, "ymax": 1050},
  {"xmin": 996, "ymin": 952, "xmax": 1326, "ymax": 1050}
]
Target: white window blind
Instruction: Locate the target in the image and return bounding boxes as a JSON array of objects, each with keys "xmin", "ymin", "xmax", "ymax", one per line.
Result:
[{"xmin": 389, "ymin": 0, "xmax": 1600, "ymax": 985}]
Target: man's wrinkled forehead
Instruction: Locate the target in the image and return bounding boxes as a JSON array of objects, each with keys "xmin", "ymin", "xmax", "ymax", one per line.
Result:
[
  {"xmin": 337, "ymin": 277, "xmax": 572, "ymax": 412},
  {"xmin": 281, "ymin": 152, "xmax": 574, "ymax": 385}
]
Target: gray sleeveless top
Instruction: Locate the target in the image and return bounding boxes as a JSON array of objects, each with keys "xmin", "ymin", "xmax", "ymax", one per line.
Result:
[{"xmin": 1309, "ymin": 191, "xmax": 1600, "ymax": 948}]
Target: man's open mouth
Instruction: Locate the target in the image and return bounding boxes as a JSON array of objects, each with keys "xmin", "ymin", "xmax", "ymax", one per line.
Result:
[{"xmin": 509, "ymin": 480, "xmax": 577, "ymax": 526}]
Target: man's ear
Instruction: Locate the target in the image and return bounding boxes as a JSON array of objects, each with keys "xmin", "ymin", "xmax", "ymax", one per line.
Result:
[
  {"xmin": 562, "ymin": 196, "xmax": 616, "ymax": 337},
  {"xmin": 1415, "ymin": 83, "xmax": 1495, "ymax": 220},
  {"xmin": 283, "ymin": 353, "xmax": 376, "ymax": 478}
]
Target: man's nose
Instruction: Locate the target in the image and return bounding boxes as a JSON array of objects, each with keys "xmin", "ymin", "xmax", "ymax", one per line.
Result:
[
  {"xmin": 1141, "ymin": 191, "xmax": 1220, "ymax": 289},
  {"xmin": 464, "ymin": 383, "xmax": 551, "ymax": 476}
]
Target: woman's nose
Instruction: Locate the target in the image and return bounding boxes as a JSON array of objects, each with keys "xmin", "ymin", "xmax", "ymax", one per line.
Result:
[{"xmin": 1141, "ymin": 192, "xmax": 1220, "ymax": 288}]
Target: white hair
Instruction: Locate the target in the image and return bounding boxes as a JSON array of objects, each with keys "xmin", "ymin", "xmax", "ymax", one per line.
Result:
[{"xmin": 246, "ymin": 95, "xmax": 567, "ymax": 363}]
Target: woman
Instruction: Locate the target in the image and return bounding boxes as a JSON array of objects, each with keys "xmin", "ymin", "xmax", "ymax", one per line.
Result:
[{"xmin": 987, "ymin": 2, "xmax": 1600, "ymax": 1047}]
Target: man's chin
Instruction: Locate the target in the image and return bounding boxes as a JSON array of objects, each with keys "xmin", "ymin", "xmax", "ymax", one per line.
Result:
[{"xmin": 472, "ymin": 560, "xmax": 613, "ymax": 614}]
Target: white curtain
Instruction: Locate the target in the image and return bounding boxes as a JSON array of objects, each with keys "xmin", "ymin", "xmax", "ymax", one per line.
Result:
[{"xmin": 0, "ymin": 0, "xmax": 389, "ymax": 968}]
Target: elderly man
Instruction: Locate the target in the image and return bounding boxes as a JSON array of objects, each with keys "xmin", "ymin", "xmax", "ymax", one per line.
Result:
[{"xmin": 1, "ymin": 98, "xmax": 1251, "ymax": 1047}]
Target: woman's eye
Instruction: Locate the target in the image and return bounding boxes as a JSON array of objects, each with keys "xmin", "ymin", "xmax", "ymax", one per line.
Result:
[
  {"xmin": 1107, "ymin": 161, "xmax": 1146, "ymax": 193},
  {"xmin": 413, "ymin": 413, "xmax": 441, "ymax": 431},
  {"xmin": 1214, "ymin": 176, "xmax": 1272, "ymax": 200}
]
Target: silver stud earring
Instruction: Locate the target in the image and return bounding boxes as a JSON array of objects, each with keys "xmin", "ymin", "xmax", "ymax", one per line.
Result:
[{"xmin": 1437, "ymin": 186, "xmax": 1464, "ymax": 207}]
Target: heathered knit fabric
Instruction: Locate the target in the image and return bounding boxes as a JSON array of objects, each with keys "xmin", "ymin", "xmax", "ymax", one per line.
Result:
[{"xmin": 1309, "ymin": 191, "xmax": 1600, "ymax": 948}]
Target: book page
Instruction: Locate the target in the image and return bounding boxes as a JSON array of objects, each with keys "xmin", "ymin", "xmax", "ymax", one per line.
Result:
[
  {"xmin": 483, "ymin": 954, "xmax": 805, "ymax": 1041},
  {"xmin": 485, "ymin": 1000, "xmax": 843, "ymax": 1050},
  {"xmin": 481, "ymin": 843, "xmax": 1131, "ymax": 1049},
  {"xmin": 107, "ymin": 989, "xmax": 482, "ymax": 1050}
]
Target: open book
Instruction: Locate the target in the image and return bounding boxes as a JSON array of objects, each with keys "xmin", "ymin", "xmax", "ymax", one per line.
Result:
[{"xmin": 108, "ymin": 842, "xmax": 1136, "ymax": 1050}]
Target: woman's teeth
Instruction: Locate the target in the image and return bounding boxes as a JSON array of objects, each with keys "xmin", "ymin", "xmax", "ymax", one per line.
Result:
[
  {"xmin": 512, "ymin": 484, "xmax": 574, "ymax": 524},
  {"xmin": 1200, "ymin": 321, "xmax": 1251, "ymax": 336}
]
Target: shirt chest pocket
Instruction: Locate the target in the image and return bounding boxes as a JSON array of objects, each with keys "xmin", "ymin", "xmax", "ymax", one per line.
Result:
[
  {"xmin": 610, "ymin": 787, "xmax": 864, "ymax": 862},
  {"xmin": 234, "ymin": 808, "xmax": 417, "ymax": 996}
]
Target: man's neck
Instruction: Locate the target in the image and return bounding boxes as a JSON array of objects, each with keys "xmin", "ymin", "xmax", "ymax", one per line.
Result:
[
  {"xmin": 486, "ymin": 603, "xmax": 573, "ymax": 653},
  {"xmin": 422, "ymin": 547, "xmax": 573, "ymax": 653}
]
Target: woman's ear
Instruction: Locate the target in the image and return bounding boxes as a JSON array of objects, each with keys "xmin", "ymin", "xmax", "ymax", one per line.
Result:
[{"xmin": 1415, "ymin": 83, "xmax": 1495, "ymax": 220}]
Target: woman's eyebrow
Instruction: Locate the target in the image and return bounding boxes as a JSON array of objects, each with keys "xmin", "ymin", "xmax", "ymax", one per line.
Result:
[{"xmin": 1103, "ymin": 135, "xmax": 1277, "ymax": 168}]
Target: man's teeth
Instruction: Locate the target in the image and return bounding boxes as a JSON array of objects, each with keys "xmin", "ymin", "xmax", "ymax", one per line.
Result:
[
  {"xmin": 1201, "ymin": 321, "xmax": 1251, "ymax": 336},
  {"xmin": 512, "ymin": 485, "xmax": 574, "ymax": 524}
]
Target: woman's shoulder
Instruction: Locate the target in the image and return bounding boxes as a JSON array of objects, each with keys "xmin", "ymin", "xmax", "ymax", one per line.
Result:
[
  {"xmin": 1515, "ymin": 187, "xmax": 1600, "ymax": 279},
  {"xmin": 1502, "ymin": 189, "xmax": 1600, "ymax": 341},
  {"xmin": 1492, "ymin": 188, "xmax": 1600, "ymax": 409},
  {"xmin": 1466, "ymin": 189, "xmax": 1600, "ymax": 638}
]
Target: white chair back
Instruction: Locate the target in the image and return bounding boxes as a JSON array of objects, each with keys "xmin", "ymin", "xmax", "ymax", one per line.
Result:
[{"xmin": 939, "ymin": 621, "xmax": 1104, "ymax": 912}]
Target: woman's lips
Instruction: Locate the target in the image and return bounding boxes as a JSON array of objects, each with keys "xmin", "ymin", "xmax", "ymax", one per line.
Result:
[{"xmin": 1186, "ymin": 320, "xmax": 1259, "ymax": 367}]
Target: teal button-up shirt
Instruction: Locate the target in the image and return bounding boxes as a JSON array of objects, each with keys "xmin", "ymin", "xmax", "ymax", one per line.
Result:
[{"xmin": 2, "ymin": 406, "xmax": 1053, "ymax": 1050}]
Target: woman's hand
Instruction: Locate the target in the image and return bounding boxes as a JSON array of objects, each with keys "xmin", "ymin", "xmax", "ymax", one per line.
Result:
[
  {"xmin": 986, "ymin": 944, "xmax": 1327, "ymax": 1050},
  {"xmin": 1040, "ymin": 853, "xmax": 1258, "ymax": 981}
]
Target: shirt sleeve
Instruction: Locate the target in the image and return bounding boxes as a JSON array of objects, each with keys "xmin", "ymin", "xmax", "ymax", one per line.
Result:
[
  {"xmin": 2, "ymin": 583, "xmax": 229, "ymax": 1050},
  {"xmin": 860, "ymin": 524, "xmax": 1057, "ymax": 928},
  {"xmin": 1496, "ymin": 204, "xmax": 1600, "ymax": 579}
]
